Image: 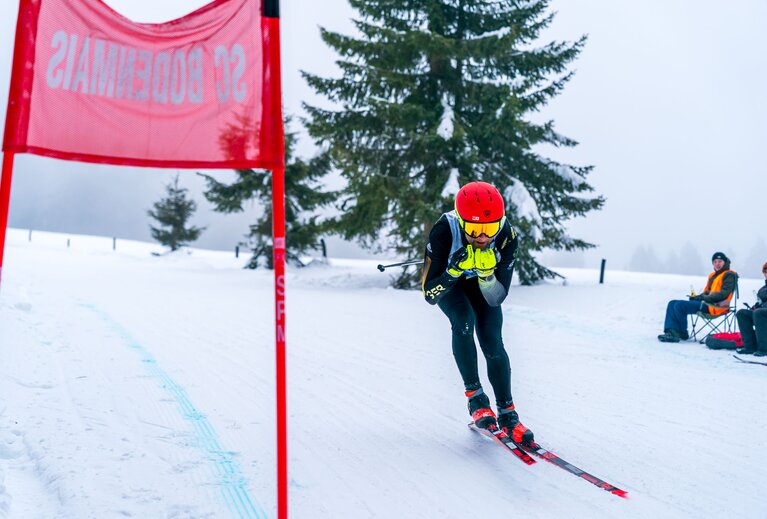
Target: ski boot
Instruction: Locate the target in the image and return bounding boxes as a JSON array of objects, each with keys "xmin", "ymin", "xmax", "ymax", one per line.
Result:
[
  {"xmin": 466, "ymin": 388, "xmax": 497, "ymax": 430},
  {"xmin": 497, "ymin": 403, "xmax": 534, "ymax": 444}
]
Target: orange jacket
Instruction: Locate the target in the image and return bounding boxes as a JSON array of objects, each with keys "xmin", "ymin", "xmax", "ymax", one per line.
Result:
[{"xmin": 702, "ymin": 269, "xmax": 737, "ymax": 316}]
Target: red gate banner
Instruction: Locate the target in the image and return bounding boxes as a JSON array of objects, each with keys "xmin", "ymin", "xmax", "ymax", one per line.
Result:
[{"xmin": 3, "ymin": 0, "xmax": 284, "ymax": 169}]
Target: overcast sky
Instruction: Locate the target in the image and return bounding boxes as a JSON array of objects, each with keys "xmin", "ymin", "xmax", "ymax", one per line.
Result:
[{"xmin": 1, "ymin": 0, "xmax": 765, "ymax": 273}]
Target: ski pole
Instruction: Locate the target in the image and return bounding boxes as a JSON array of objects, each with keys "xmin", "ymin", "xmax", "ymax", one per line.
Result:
[{"xmin": 377, "ymin": 259, "xmax": 424, "ymax": 272}]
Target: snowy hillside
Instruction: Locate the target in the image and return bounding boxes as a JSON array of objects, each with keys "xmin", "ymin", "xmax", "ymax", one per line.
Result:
[{"xmin": 1, "ymin": 228, "xmax": 765, "ymax": 519}]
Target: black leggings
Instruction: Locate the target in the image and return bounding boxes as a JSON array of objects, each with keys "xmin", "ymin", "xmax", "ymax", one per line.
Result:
[
  {"xmin": 437, "ymin": 277, "xmax": 512, "ymax": 405},
  {"xmin": 736, "ymin": 308, "xmax": 767, "ymax": 352}
]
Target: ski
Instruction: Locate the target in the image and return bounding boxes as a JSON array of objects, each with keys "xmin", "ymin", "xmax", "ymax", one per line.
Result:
[
  {"xmin": 515, "ymin": 440, "xmax": 628, "ymax": 498},
  {"xmin": 733, "ymin": 354, "xmax": 767, "ymax": 366},
  {"xmin": 468, "ymin": 422, "xmax": 536, "ymax": 465}
]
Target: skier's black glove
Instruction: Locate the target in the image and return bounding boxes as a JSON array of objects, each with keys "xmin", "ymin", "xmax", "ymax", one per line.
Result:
[
  {"xmin": 447, "ymin": 246, "xmax": 473, "ymax": 277},
  {"xmin": 688, "ymin": 294, "xmax": 703, "ymax": 301}
]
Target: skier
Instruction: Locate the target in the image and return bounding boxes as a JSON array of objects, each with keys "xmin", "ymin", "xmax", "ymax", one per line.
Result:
[{"xmin": 421, "ymin": 181, "xmax": 533, "ymax": 444}]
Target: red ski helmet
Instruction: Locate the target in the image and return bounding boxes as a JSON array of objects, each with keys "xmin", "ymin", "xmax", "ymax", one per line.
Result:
[
  {"xmin": 454, "ymin": 181, "xmax": 505, "ymax": 238},
  {"xmin": 455, "ymin": 181, "xmax": 504, "ymax": 222}
]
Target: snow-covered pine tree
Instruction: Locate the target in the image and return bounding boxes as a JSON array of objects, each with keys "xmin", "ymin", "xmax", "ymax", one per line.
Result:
[
  {"xmin": 199, "ymin": 121, "xmax": 335, "ymax": 269},
  {"xmin": 304, "ymin": 0, "xmax": 603, "ymax": 286},
  {"xmin": 147, "ymin": 175, "xmax": 205, "ymax": 252}
]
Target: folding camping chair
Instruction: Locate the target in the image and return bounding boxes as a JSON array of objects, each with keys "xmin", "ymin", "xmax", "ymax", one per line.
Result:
[{"xmin": 690, "ymin": 283, "xmax": 739, "ymax": 343}]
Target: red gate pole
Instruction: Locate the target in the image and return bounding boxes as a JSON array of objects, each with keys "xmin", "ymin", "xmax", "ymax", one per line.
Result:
[
  {"xmin": 0, "ymin": 151, "xmax": 16, "ymax": 290},
  {"xmin": 263, "ymin": 0, "xmax": 287, "ymax": 514},
  {"xmin": 272, "ymin": 166, "xmax": 287, "ymax": 519}
]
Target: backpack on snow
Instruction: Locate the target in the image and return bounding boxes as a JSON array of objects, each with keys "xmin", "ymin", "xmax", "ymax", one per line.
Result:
[{"xmin": 704, "ymin": 332, "xmax": 743, "ymax": 350}]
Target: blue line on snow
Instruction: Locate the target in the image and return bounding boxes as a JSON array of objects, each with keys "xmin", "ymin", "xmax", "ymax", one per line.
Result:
[{"xmin": 83, "ymin": 304, "xmax": 268, "ymax": 519}]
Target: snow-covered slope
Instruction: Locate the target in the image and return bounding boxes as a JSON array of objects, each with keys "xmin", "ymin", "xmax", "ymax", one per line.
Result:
[{"xmin": 1, "ymin": 229, "xmax": 765, "ymax": 518}]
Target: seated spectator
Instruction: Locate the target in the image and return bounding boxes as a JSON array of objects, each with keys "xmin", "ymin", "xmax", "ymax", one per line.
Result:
[
  {"xmin": 735, "ymin": 261, "xmax": 767, "ymax": 355},
  {"xmin": 658, "ymin": 252, "xmax": 738, "ymax": 343}
]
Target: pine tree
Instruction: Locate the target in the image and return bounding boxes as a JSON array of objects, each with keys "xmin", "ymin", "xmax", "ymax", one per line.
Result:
[
  {"xmin": 147, "ymin": 175, "xmax": 205, "ymax": 251},
  {"xmin": 304, "ymin": 0, "xmax": 604, "ymax": 286},
  {"xmin": 199, "ymin": 120, "xmax": 335, "ymax": 268}
]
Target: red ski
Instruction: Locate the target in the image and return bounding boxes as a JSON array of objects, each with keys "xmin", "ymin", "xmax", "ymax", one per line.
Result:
[
  {"xmin": 468, "ymin": 422, "xmax": 536, "ymax": 465},
  {"xmin": 517, "ymin": 441, "xmax": 628, "ymax": 498}
]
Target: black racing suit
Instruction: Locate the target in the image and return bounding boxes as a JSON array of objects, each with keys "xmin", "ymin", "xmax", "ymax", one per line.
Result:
[{"xmin": 421, "ymin": 213, "xmax": 518, "ymax": 406}]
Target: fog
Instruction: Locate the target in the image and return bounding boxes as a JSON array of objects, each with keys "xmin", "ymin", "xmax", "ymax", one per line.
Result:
[{"xmin": 1, "ymin": 0, "xmax": 765, "ymax": 275}]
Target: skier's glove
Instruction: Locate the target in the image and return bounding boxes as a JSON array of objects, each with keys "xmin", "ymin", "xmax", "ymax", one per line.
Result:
[
  {"xmin": 474, "ymin": 248, "xmax": 497, "ymax": 279},
  {"xmin": 688, "ymin": 294, "xmax": 703, "ymax": 301},
  {"xmin": 447, "ymin": 246, "xmax": 474, "ymax": 277}
]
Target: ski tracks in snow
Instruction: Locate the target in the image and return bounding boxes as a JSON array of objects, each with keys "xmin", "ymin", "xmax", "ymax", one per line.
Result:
[
  {"xmin": 84, "ymin": 304, "xmax": 268, "ymax": 519},
  {"xmin": 0, "ymin": 284, "xmax": 267, "ymax": 518}
]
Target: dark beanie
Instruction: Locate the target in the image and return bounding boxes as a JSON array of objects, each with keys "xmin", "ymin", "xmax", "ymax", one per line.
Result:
[{"xmin": 712, "ymin": 251, "xmax": 728, "ymax": 262}]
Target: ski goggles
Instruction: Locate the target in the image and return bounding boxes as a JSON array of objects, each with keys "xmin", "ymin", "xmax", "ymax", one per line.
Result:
[{"xmin": 459, "ymin": 219, "xmax": 502, "ymax": 238}]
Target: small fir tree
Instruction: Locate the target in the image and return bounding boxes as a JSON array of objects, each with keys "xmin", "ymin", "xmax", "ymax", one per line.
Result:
[
  {"xmin": 199, "ymin": 119, "xmax": 335, "ymax": 268},
  {"xmin": 304, "ymin": 0, "xmax": 604, "ymax": 286},
  {"xmin": 148, "ymin": 175, "xmax": 205, "ymax": 251}
]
